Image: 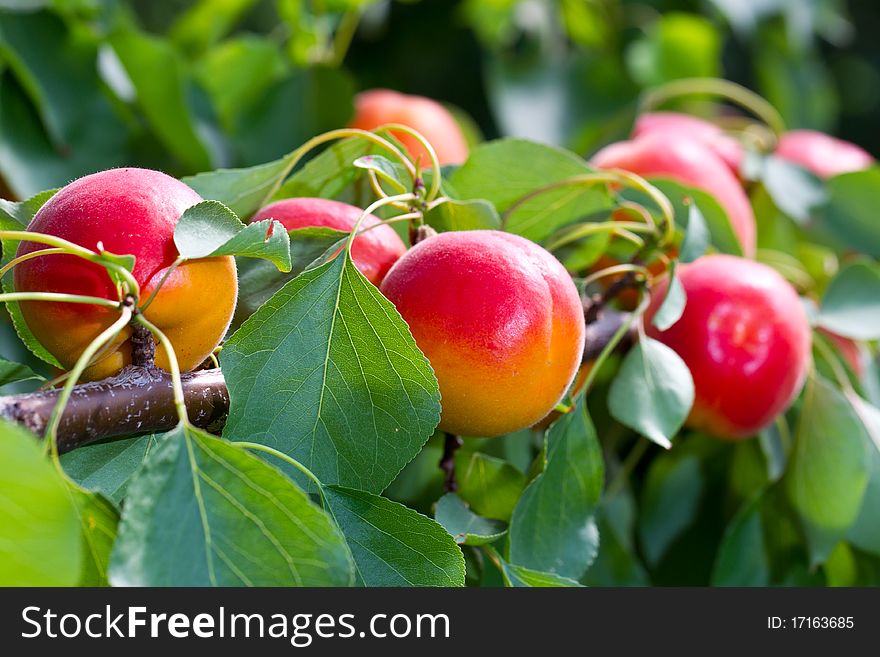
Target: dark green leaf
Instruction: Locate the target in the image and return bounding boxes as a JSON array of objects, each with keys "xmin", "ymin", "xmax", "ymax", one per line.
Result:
[
  {"xmin": 434, "ymin": 493, "xmax": 506, "ymax": 546},
  {"xmin": 454, "ymin": 451, "xmax": 527, "ymax": 521},
  {"xmin": 818, "ymin": 261, "xmax": 880, "ymax": 340},
  {"xmin": 0, "ymin": 356, "xmax": 43, "ymax": 387},
  {"xmin": 817, "ymin": 168, "xmax": 880, "ymax": 257},
  {"xmin": 0, "ymin": 419, "xmax": 81, "ymax": 585},
  {"xmin": 425, "ymin": 198, "xmax": 501, "ymax": 232},
  {"xmin": 508, "ymin": 406, "xmax": 603, "ymax": 578},
  {"xmin": 608, "ymin": 336, "xmax": 694, "ymax": 449},
  {"xmin": 322, "ymin": 486, "xmax": 465, "ymax": 587},
  {"xmin": 651, "ymin": 262, "xmax": 686, "ymax": 331},
  {"xmin": 60, "ymin": 434, "xmax": 158, "ymax": 504},
  {"xmin": 499, "ymin": 558, "xmax": 584, "ymax": 587},
  {"xmin": 221, "ymin": 254, "xmax": 440, "ymax": 492},
  {"xmin": 785, "ymin": 376, "xmax": 871, "ymax": 566},
  {"xmin": 711, "ymin": 493, "xmax": 771, "ymax": 586},
  {"xmin": 638, "ymin": 449, "xmax": 704, "ymax": 566},
  {"xmin": 848, "ymin": 447, "xmax": 880, "ymax": 557},
  {"xmin": 109, "ymin": 425, "xmax": 353, "ymax": 586}
]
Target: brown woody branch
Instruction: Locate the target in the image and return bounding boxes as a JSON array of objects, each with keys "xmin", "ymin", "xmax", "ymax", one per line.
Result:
[{"xmin": 0, "ymin": 303, "xmax": 634, "ymax": 454}]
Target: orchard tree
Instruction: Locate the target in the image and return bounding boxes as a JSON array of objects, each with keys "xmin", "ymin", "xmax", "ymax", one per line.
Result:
[{"xmin": 1, "ymin": 76, "xmax": 879, "ymax": 588}]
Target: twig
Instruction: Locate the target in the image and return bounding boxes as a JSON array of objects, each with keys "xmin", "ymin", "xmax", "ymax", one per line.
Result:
[{"xmin": 439, "ymin": 433, "xmax": 463, "ymax": 492}]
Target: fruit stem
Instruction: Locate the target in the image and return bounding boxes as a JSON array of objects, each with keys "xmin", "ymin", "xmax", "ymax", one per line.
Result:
[
  {"xmin": 378, "ymin": 123, "xmax": 443, "ymax": 202},
  {"xmin": 346, "ymin": 193, "xmax": 418, "ymax": 253},
  {"xmin": 545, "ymin": 221, "xmax": 654, "ymax": 252},
  {"xmin": 138, "ymin": 256, "xmax": 185, "ymax": 313},
  {"xmin": 233, "ymin": 441, "xmax": 323, "ymax": 490},
  {"xmin": 134, "ymin": 313, "xmax": 188, "ymax": 425},
  {"xmin": 581, "ymin": 263, "xmax": 651, "ymax": 292},
  {"xmin": 0, "ymin": 291, "xmax": 121, "ymax": 309},
  {"xmin": 638, "ymin": 77, "xmax": 786, "ymax": 137},
  {"xmin": 0, "ymin": 230, "xmax": 140, "ymax": 297},
  {"xmin": 439, "ymin": 432, "xmax": 463, "ymax": 493},
  {"xmin": 43, "ymin": 301, "xmax": 134, "ymax": 457},
  {"xmin": 0, "ymin": 248, "xmax": 65, "ymax": 278}
]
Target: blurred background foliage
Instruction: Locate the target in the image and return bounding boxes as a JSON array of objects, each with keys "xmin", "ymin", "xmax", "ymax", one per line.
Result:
[{"xmin": 0, "ymin": 0, "xmax": 878, "ymax": 200}]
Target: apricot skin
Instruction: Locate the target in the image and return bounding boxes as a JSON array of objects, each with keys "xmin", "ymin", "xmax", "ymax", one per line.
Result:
[
  {"xmin": 14, "ymin": 168, "xmax": 237, "ymax": 380},
  {"xmin": 645, "ymin": 254, "xmax": 811, "ymax": 439},
  {"xmin": 350, "ymin": 89, "xmax": 470, "ymax": 166},
  {"xmin": 591, "ymin": 133, "xmax": 757, "ymax": 257},
  {"xmin": 775, "ymin": 129, "xmax": 874, "ymax": 178},
  {"xmin": 379, "ymin": 230, "xmax": 585, "ymax": 437},
  {"xmin": 252, "ymin": 198, "xmax": 407, "ymax": 285},
  {"xmin": 633, "ymin": 112, "xmax": 743, "ymax": 174}
]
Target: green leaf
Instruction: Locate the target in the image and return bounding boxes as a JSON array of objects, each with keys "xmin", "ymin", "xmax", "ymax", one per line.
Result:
[
  {"xmin": 638, "ymin": 449, "xmax": 704, "ymax": 566},
  {"xmin": 1, "ymin": 189, "xmax": 62, "ymax": 368},
  {"xmin": 848, "ymin": 447, "xmax": 880, "ymax": 557},
  {"xmin": 817, "ymin": 261, "xmax": 880, "ymax": 340},
  {"xmin": 353, "ymin": 154, "xmax": 408, "ymax": 191},
  {"xmin": 434, "ymin": 493, "xmax": 506, "ymax": 546},
  {"xmin": 499, "ymin": 558, "xmax": 584, "ymax": 587},
  {"xmin": 60, "ymin": 434, "xmax": 158, "ymax": 504},
  {"xmin": 0, "ymin": 419, "xmax": 81, "ymax": 586},
  {"xmin": 785, "ymin": 375, "xmax": 872, "ymax": 566},
  {"xmin": 67, "ymin": 484, "xmax": 119, "ymax": 587},
  {"xmin": 274, "ymin": 137, "xmax": 379, "ymax": 201},
  {"xmin": 173, "ymin": 200, "xmax": 291, "ymax": 271},
  {"xmin": 449, "ymin": 139, "xmax": 611, "ymax": 242},
  {"xmin": 679, "ymin": 202, "xmax": 710, "ymax": 263},
  {"xmin": 0, "ymin": 356, "xmax": 43, "ymax": 387},
  {"xmin": 454, "ymin": 451, "xmax": 527, "ymax": 521},
  {"xmin": 710, "ymin": 493, "xmax": 771, "ymax": 586},
  {"xmin": 608, "ymin": 336, "xmax": 694, "ymax": 449},
  {"xmin": 651, "ymin": 262, "xmax": 686, "ymax": 331},
  {"xmin": 184, "ymin": 154, "xmax": 297, "ymax": 220},
  {"xmin": 649, "ymin": 179, "xmax": 744, "ymax": 256},
  {"xmin": 221, "ymin": 253, "xmax": 440, "ymax": 493},
  {"xmin": 322, "ymin": 486, "xmax": 465, "ymax": 587},
  {"xmin": 626, "ymin": 13, "xmax": 721, "ymax": 87},
  {"xmin": 232, "ymin": 227, "xmax": 347, "ymax": 328},
  {"xmin": 169, "ymin": 0, "xmax": 260, "ymax": 55},
  {"xmin": 818, "ymin": 168, "xmax": 880, "ymax": 257},
  {"xmin": 109, "ymin": 425, "xmax": 354, "ymax": 587},
  {"xmin": 508, "ymin": 406, "xmax": 603, "ymax": 578},
  {"xmin": 760, "ymin": 155, "xmax": 827, "ymax": 224},
  {"xmin": 425, "ymin": 197, "xmax": 501, "ymax": 232},
  {"xmin": 109, "ymin": 25, "xmax": 212, "ymax": 172}
]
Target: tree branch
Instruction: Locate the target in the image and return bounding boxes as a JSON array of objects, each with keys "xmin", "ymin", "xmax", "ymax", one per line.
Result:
[{"xmin": 0, "ymin": 305, "xmax": 634, "ymax": 454}]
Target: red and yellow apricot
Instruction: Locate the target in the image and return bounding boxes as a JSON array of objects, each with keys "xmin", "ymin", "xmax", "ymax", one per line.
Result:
[
  {"xmin": 252, "ymin": 198, "xmax": 407, "ymax": 286},
  {"xmin": 14, "ymin": 167, "xmax": 237, "ymax": 380},
  {"xmin": 775, "ymin": 129, "xmax": 874, "ymax": 178},
  {"xmin": 633, "ymin": 111, "xmax": 744, "ymax": 175},
  {"xmin": 350, "ymin": 89, "xmax": 470, "ymax": 166},
  {"xmin": 591, "ymin": 133, "xmax": 757, "ymax": 257},
  {"xmin": 379, "ymin": 230, "xmax": 585, "ymax": 437},
  {"xmin": 645, "ymin": 254, "xmax": 811, "ymax": 439}
]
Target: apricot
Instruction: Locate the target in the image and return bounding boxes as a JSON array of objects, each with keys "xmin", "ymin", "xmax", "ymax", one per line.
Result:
[
  {"xmin": 350, "ymin": 89, "xmax": 469, "ymax": 166},
  {"xmin": 775, "ymin": 129, "xmax": 874, "ymax": 178},
  {"xmin": 14, "ymin": 168, "xmax": 237, "ymax": 380},
  {"xmin": 633, "ymin": 112, "xmax": 743, "ymax": 174},
  {"xmin": 817, "ymin": 328, "xmax": 863, "ymax": 378},
  {"xmin": 645, "ymin": 254, "xmax": 811, "ymax": 439},
  {"xmin": 591, "ymin": 133, "xmax": 757, "ymax": 257},
  {"xmin": 252, "ymin": 198, "xmax": 406, "ymax": 285},
  {"xmin": 379, "ymin": 230, "xmax": 585, "ymax": 437}
]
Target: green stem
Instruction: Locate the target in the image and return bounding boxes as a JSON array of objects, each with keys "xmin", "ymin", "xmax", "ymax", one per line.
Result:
[
  {"xmin": 0, "ymin": 248, "xmax": 65, "ymax": 278},
  {"xmin": 378, "ymin": 123, "xmax": 443, "ymax": 202},
  {"xmin": 606, "ymin": 439, "xmax": 650, "ymax": 498},
  {"xmin": 329, "ymin": 9, "xmax": 360, "ymax": 67},
  {"xmin": 234, "ymin": 441, "xmax": 323, "ymax": 490},
  {"xmin": 639, "ymin": 77, "xmax": 786, "ymax": 137},
  {"xmin": 139, "ymin": 256, "xmax": 184, "ymax": 313},
  {"xmin": 812, "ymin": 330, "xmax": 855, "ymax": 395},
  {"xmin": 545, "ymin": 221, "xmax": 654, "ymax": 252},
  {"xmin": 44, "ymin": 304, "xmax": 134, "ymax": 457},
  {"xmin": 134, "ymin": 314, "xmax": 188, "ymax": 425},
  {"xmin": 581, "ymin": 263, "xmax": 652, "ymax": 291},
  {"xmin": 0, "ymin": 292, "xmax": 121, "ymax": 309},
  {"xmin": 346, "ymin": 193, "xmax": 418, "ymax": 252}
]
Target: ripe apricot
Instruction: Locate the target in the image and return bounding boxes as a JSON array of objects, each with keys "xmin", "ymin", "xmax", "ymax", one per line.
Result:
[
  {"xmin": 591, "ymin": 133, "xmax": 757, "ymax": 257},
  {"xmin": 350, "ymin": 89, "xmax": 469, "ymax": 166},
  {"xmin": 775, "ymin": 129, "xmax": 874, "ymax": 178},
  {"xmin": 645, "ymin": 254, "xmax": 811, "ymax": 439},
  {"xmin": 380, "ymin": 230, "xmax": 585, "ymax": 437},
  {"xmin": 633, "ymin": 112, "xmax": 743, "ymax": 174},
  {"xmin": 14, "ymin": 168, "xmax": 237, "ymax": 380},
  {"xmin": 252, "ymin": 198, "xmax": 406, "ymax": 285}
]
